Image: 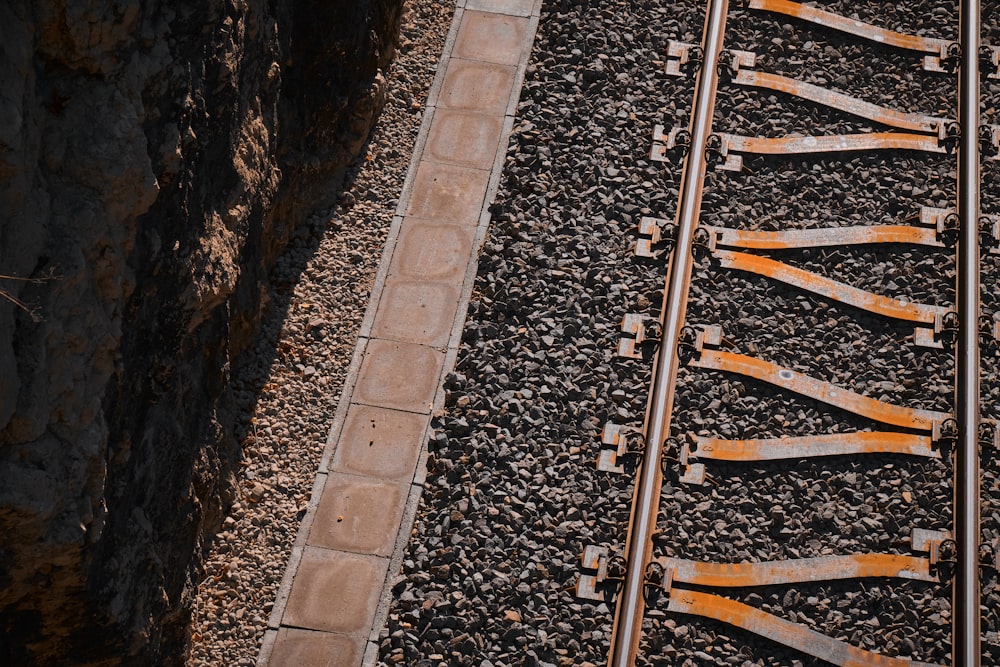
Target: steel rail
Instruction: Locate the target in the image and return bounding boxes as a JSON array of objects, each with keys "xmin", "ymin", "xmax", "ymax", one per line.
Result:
[
  {"xmin": 954, "ymin": 0, "xmax": 981, "ymax": 663},
  {"xmin": 607, "ymin": 1, "xmax": 729, "ymax": 664}
]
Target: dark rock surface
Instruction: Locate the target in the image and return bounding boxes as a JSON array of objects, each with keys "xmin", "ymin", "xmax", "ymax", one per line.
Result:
[{"xmin": 0, "ymin": 0, "xmax": 402, "ymax": 664}]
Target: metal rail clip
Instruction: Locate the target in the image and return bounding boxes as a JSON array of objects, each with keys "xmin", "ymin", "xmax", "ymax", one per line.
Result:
[
  {"xmin": 980, "ymin": 419, "xmax": 1000, "ymax": 452},
  {"xmin": 635, "ymin": 216, "xmax": 677, "ymax": 258},
  {"xmin": 912, "ymin": 527, "xmax": 954, "ymax": 569},
  {"xmin": 981, "ymin": 124, "xmax": 1000, "ymax": 159},
  {"xmin": 597, "ymin": 423, "xmax": 645, "ymax": 473},
  {"xmin": 921, "ymin": 206, "xmax": 960, "ymax": 247},
  {"xmin": 650, "ymin": 125, "xmax": 690, "ymax": 163},
  {"xmin": 576, "ymin": 545, "xmax": 625, "ymax": 602},
  {"xmin": 979, "ymin": 214, "xmax": 1000, "ymax": 253},
  {"xmin": 982, "ymin": 44, "xmax": 1000, "ymax": 79},
  {"xmin": 617, "ymin": 313, "xmax": 662, "ymax": 359},
  {"xmin": 664, "ymin": 40, "xmax": 703, "ymax": 76}
]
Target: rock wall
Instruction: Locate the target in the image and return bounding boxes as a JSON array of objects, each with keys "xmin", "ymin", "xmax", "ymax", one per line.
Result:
[{"xmin": 0, "ymin": 0, "xmax": 402, "ymax": 664}]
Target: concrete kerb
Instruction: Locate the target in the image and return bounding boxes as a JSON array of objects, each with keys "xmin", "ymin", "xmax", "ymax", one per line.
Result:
[
  {"xmin": 461, "ymin": 0, "xmax": 539, "ymax": 16},
  {"xmin": 506, "ymin": 13, "xmax": 539, "ymax": 118},
  {"xmin": 358, "ymin": 3, "xmax": 466, "ymax": 341},
  {"xmin": 317, "ymin": 336, "xmax": 372, "ymax": 473},
  {"xmin": 252, "ymin": 471, "xmax": 330, "ymax": 662},
  {"xmin": 362, "ymin": 480, "xmax": 431, "ymax": 667},
  {"xmin": 265, "ymin": 544, "xmax": 303, "ymax": 632},
  {"xmin": 256, "ymin": 630, "xmax": 277, "ymax": 667},
  {"xmin": 259, "ymin": 337, "xmax": 368, "ymax": 663},
  {"xmin": 391, "ymin": 3, "xmax": 467, "ymax": 227},
  {"xmin": 437, "ymin": 88, "xmax": 522, "ymax": 351},
  {"xmin": 291, "ymin": 471, "xmax": 329, "ymax": 550},
  {"xmin": 352, "ymin": 10, "xmax": 541, "ymax": 663},
  {"xmin": 357, "ymin": 215, "xmax": 405, "ymax": 341},
  {"xmin": 419, "ymin": 6, "xmax": 466, "ymax": 119}
]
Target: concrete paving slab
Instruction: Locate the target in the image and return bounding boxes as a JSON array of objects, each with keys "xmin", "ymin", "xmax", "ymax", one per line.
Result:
[
  {"xmin": 330, "ymin": 405, "xmax": 428, "ymax": 481},
  {"xmin": 424, "ymin": 108, "xmax": 504, "ymax": 170},
  {"xmin": 282, "ymin": 548, "xmax": 388, "ymax": 635},
  {"xmin": 464, "ymin": 0, "xmax": 536, "ymax": 16},
  {"xmin": 454, "ymin": 11, "xmax": 530, "ymax": 66},
  {"xmin": 352, "ymin": 339, "xmax": 444, "ymax": 414},
  {"xmin": 437, "ymin": 59, "xmax": 517, "ymax": 115},
  {"xmin": 268, "ymin": 628, "xmax": 362, "ymax": 667},
  {"xmin": 390, "ymin": 220, "xmax": 477, "ymax": 283},
  {"xmin": 370, "ymin": 279, "xmax": 461, "ymax": 348},
  {"xmin": 404, "ymin": 160, "xmax": 491, "ymax": 224},
  {"xmin": 308, "ymin": 473, "xmax": 408, "ymax": 556}
]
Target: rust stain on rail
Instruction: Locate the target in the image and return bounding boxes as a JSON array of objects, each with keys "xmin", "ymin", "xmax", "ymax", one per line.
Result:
[
  {"xmin": 690, "ymin": 348, "xmax": 950, "ymax": 431},
  {"xmin": 708, "ymin": 225, "xmax": 943, "ymax": 250},
  {"xmin": 667, "ymin": 588, "xmax": 942, "ymax": 667},
  {"xmin": 690, "ymin": 431, "xmax": 939, "ymax": 461},
  {"xmin": 733, "ymin": 70, "xmax": 948, "ymax": 134},
  {"xmin": 748, "ymin": 0, "xmax": 950, "ymax": 55},
  {"xmin": 659, "ymin": 553, "xmax": 936, "ymax": 586},
  {"xmin": 714, "ymin": 249, "xmax": 947, "ymax": 324}
]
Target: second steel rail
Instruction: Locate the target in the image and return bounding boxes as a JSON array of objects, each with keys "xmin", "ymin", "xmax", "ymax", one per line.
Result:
[
  {"xmin": 955, "ymin": 0, "xmax": 981, "ymax": 664},
  {"xmin": 607, "ymin": 0, "xmax": 729, "ymax": 664}
]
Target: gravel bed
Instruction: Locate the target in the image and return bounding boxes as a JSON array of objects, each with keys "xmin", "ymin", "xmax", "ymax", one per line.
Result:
[
  {"xmin": 379, "ymin": 2, "xmax": 702, "ymax": 663},
  {"xmin": 377, "ymin": 0, "xmax": 996, "ymax": 666},
  {"xmin": 184, "ymin": 2, "xmax": 454, "ymax": 664}
]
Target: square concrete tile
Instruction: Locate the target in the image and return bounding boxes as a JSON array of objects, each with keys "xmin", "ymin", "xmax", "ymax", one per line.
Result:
[
  {"xmin": 268, "ymin": 628, "xmax": 362, "ymax": 667},
  {"xmin": 353, "ymin": 339, "xmax": 444, "ymax": 413},
  {"xmin": 437, "ymin": 59, "xmax": 516, "ymax": 115},
  {"xmin": 282, "ymin": 548, "xmax": 388, "ymax": 634},
  {"xmin": 455, "ymin": 11, "xmax": 530, "ymax": 65},
  {"xmin": 425, "ymin": 109, "xmax": 504, "ymax": 170},
  {"xmin": 404, "ymin": 160, "xmax": 490, "ymax": 225},
  {"xmin": 465, "ymin": 0, "xmax": 535, "ymax": 16},
  {"xmin": 330, "ymin": 405, "xmax": 429, "ymax": 480},
  {"xmin": 308, "ymin": 473, "xmax": 408, "ymax": 556},
  {"xmin": 391, "ymin": 220, "xmax": 477, "ymax": 283},
  {"xmin": 370, "ymin": 279, "xmax": 461, "ymax": 348}
]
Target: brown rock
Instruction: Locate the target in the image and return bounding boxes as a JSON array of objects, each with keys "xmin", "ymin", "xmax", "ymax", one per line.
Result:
[
  {"xmin": 0, "ymin": 0, "xmax": 405, "ymax": 664},
  {"xmin": 504, "ymin": 610, "xmax": 522, "ymax": 623}
]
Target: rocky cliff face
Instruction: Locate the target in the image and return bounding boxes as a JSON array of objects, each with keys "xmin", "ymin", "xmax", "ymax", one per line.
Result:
[{"xmin": 0, "ymin": 0, "xmax": 402, "ymax": 664}]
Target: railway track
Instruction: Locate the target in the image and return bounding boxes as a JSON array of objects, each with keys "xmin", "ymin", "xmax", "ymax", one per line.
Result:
[{"xmin": 578, "ymin": 1, "xmax": 1000, "ymax": 665}]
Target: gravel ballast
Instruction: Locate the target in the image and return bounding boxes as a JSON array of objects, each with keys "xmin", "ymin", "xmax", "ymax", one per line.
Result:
[
  {"xmin": 185, "ymin": 2, "xmax": 454, "ymax": 665},
  {"xmin": 379, "ymin": 1, "xmax": 999, "ymax": 666}
]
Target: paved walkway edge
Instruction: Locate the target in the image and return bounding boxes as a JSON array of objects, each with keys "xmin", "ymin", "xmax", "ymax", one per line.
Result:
[{"xmin": 256, "ymin": 1, "xmax": 542, "ymax": 665}]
